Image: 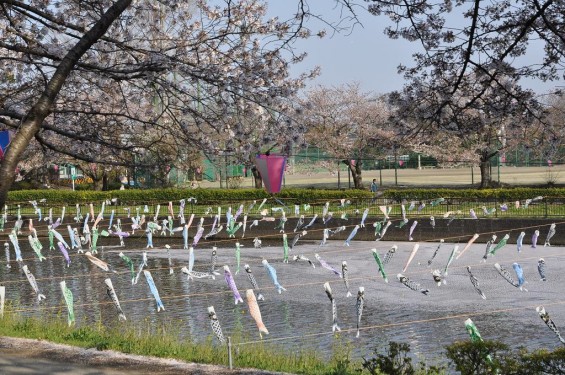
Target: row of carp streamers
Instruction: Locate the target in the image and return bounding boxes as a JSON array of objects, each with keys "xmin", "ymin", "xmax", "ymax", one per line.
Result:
[{"xmin": 0, "ymin": 195, "xmax": 562, "ymax": 342}]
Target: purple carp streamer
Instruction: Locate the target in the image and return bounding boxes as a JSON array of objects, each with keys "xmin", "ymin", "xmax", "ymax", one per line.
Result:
[
  {"xmin": 224, "ymin": 265, "xmax": 244, "ymax": 304},
  {"xmin": 315, "ymin": 254, "xmax": 342, "ymax": 278},
  {"xmin": 532, "ymin": 230, "xmax": 540, "ymax": 248},
  {"xmin": 192, "ymin": 226, "xmax": 204, "ymax": 247},
  {"xmin": 57, "ymin": 241, "xmax": 71, "ymax": 267}
]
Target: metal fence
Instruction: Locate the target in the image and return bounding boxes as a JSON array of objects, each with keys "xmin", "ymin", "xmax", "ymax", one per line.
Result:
[{"xmin": 8, "ymin": 196, "xmax": 565, "ymax": 219}]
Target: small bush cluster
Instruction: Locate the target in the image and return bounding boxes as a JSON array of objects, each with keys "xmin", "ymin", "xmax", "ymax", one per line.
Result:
[{"xmin": 360, "ymin": 340, "xmax": 565, "ymax": 375}]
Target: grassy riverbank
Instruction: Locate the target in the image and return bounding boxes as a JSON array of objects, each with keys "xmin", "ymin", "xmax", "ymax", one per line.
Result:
[{"xmin": 0, "ymin": 309, "xmax": 362, "ymax": 374}]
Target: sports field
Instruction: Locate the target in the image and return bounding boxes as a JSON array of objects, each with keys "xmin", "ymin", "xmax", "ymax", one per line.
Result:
[{"xmin": 199, "ymin": 165, "xmax": 565, "ymax": 190}]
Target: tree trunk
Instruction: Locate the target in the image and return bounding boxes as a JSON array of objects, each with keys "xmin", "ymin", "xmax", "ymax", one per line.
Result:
[
  {"xmin": 92, "ymin": 177, "xmax": 103, "ymax": 191},
  {"xmin": 0, "ymin": 0, "xmax": 132, "ymax": 207},
  {"xmin": 479, "ymin": 159, "xmax": 492, "ymax": 188},
  {"xmin": 479, "ymin": 149, "xmax": 499, "ymax": 188},
  {"xmin": 343, "ymin": 159, "xmax": 363, "ymax": 189},
  {"xmin": 251, "ymin": 166, "xmax": 263, "ymax": 189},
  {"xmin": 102, "ymin": 172, "xmax": 108, "ymax": 191}
]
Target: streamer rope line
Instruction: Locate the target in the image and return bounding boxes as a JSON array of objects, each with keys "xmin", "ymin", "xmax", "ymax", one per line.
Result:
[
  {"xmin": 236, "ymin": 299, "xmax": 565, "ymax": 346},
  {"xmin": 0, "ymin": 225, "xmax": 562, "ymax": 285}
]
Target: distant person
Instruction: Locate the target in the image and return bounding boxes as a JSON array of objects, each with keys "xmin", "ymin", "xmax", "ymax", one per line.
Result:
[{"xmin": 370, "ymin": 179, "xmax": 378, "ymax": 203}]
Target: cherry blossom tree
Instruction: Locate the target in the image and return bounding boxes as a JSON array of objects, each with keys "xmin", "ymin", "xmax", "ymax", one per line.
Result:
[
  {"xmin": 0, "ymin": 0, "xmax": 332, "ymax": 204},
  {"xmin": 196, "ymin": 97, "xmax": 305, "ymax": 189},
  {"xmin": 299, "ymin": 83, "xmax": 394, "ymax": 189},
  {"xmin": 323, "ymin": 0, "xmax": 564, "ymax": 187},
  {"xmin": 364, "ymin": 0, "xmax": 564, "ymax": 124},
  {"xmin": 538, "ymin": 93, "xmax": 565, "ymax": 162},
  {"xmin": 391, "ymin": 74, "xmax": 535, "ymax": 187}
]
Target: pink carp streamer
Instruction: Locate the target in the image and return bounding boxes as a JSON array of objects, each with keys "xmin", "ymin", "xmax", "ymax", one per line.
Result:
[
  {"xmin": 402, "ymin": 243, "xmax": 420, "ymax": 273},
  {"xmin": 246, "ymin": 289, "xmax": 269, "ymax": 337},
  {"xmin": 456, "ymin": 233, "xmax": 480, "ymax": 260}
]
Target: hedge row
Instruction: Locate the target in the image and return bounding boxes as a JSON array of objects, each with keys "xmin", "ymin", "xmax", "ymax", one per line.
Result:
[
  {"xmin": 381, "ymin": 187, "xmax": 565, "ymax": 201},
  {"xmin": 8, "ymin": 187, "xmax": 565, "ymax": 205},
  {"xmin": 7, "ymin": 188, "xmax": 372, "ymax": 205}
]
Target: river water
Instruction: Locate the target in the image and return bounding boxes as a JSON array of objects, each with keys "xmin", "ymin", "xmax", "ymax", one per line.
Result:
[{"xmin": 2, "ymin": 235, "xmax": 564, "ymax": 370}]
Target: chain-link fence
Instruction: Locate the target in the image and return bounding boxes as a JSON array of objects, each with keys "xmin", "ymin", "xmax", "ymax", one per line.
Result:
[{"xmin": 144, "ymin": 145, "xmax": 565, "ymax": 189}]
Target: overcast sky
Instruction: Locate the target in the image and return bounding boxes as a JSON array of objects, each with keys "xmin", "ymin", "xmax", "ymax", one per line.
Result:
[{"xmin": 268, "ymin": 1, "xmax": 560, "ymax": 96}]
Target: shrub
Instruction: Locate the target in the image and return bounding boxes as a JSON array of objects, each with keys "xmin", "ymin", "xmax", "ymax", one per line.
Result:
[
  {"xmin": 362, "ymin": 341, "xmax": 444, "ymax": 375},
  {"xmin": 444, "ymin": 340, "xmax": 509, "ymax": 375},
  {"xmin": 74, "ymin": 183, "xmax": 93, "ymax": 191},
  {"xmin": 10, "ymin": 181, "xmax": 38, "ymax": 190},
  {"xmin": 518, "ymin": 347, "xmax": 565, "ymax": 375}
]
